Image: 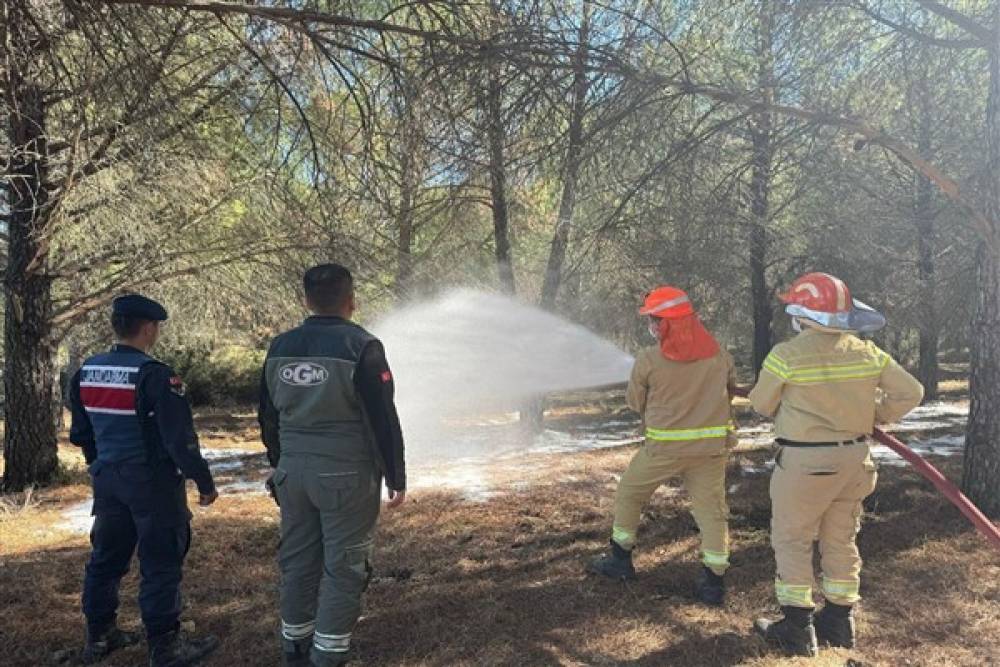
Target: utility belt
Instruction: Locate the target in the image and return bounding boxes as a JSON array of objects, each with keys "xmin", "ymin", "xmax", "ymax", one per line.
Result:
[{"xmin": 776, "ymin": 436, "xmax": 868, "ymax": 448}]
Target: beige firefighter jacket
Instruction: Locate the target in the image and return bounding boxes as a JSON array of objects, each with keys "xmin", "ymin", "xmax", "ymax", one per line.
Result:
[
  {"xmin": 626, "ymin": 346, "xmax": 737, "ymax": 457},
  {"xmin": 749, "ymin": 328, "xmax": 924, "ymax": 442}
]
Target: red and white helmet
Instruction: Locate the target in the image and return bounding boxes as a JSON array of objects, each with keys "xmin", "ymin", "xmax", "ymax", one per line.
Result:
[
  {"xmin": 639, "ymin": 285, "xmax": 695, "ymax": 319},
  {"xmin": 780, "ymin": 272, "xmax": 885, "ymax": 332}
]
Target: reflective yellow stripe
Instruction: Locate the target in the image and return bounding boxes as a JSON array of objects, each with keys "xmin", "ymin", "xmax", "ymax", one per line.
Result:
[
  {"xmin": 775, "ymin": 579, "xmax": 814, "ymax": 607},
  {"xmin": 786, "ymin": 369, "xmax": 883, "ymax": 384},
  {"xmin": 763, "ymin": 365, "xmax": 787, "ymax": 377},
  {"xmin": 795, "ymin": 359, "xmax": 882, "ymax": 371},
  {"xmin": 765, "ymin": 355, "xmax": 789, "ymax": 370},
  {"xmin": 763, "ymin": 354, "xmax": 790, "ymax": 379},
  {"xmin": 765, "ymin": 355, "xmax": 888, "ymax": 385},
  {"xmin": 701, "ymin": 550, "xmax": 730, "ymax": 568},
  {"xmin": 612, "ymin": 527, "xmax": 635, "ymax": 548},
  {"xmin": 822, "ymin": 577, "xmax": 861, "ymax": 603},
  {"xmin": 645, "ymin": 425, "xmax": 730, "ymax": 441}
]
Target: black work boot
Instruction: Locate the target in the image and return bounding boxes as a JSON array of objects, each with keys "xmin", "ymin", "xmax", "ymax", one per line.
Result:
[
  {"xmin": 694, "ymin": 566, "xmax": 725, "ymax": 606},
  {"xmin": 309, "ymin": 647, "xmax": 352, "ymax": 667},
  {"xmin": 587, "ymin": 540, "xmax": 637, "ymax": 581},
  {"xmin": 81, "ymin": 624, "xmax": 142, "ymax": 664},
  {"xmin": 282, "ymin": 638, "xmax": 312, "ymax": 667},
  {"xmin": 815, "ymin": 602, "xmax": 855, "ymax": 648},
  {"xmin": 148, "ymin": 630, "xmax": 219, "ymax": 667},
  {"xmin": 754, "ymin": 606, "xmax": 818, "ymax": 658}
]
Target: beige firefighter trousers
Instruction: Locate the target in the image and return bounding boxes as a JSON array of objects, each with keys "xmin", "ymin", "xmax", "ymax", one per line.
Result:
[
  {"xmin": 611, "ymin": 444, "xmax": 730, "ymax": 575},
  {"xmin": 770, "ymin": 441, "xmax": 878, "ymax": 609}
]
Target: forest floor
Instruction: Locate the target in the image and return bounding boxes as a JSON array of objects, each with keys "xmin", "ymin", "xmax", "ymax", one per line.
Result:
[{"xmin": 1, "ymin": 385, "xmax": 998, "ymax": 667}]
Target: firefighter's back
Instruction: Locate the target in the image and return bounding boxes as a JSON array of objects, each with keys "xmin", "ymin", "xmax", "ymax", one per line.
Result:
[{"xmin": 764, "ymin": 330, "xmax": 889, "ymax": 442}]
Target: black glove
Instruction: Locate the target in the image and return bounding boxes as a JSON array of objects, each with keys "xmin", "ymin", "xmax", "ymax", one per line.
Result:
[{"xmin": 265, "ymin": 475, "xmax": 280, "ymax": 506}]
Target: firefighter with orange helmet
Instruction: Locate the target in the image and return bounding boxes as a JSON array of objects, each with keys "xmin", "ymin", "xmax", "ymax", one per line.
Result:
[
  {"xmin": 589, "ymin": 286, "xmax": 737, "ymax": 606},
  {"xmin": 751, "ymin": 273, "xmax": 923, "ymax": 657}
]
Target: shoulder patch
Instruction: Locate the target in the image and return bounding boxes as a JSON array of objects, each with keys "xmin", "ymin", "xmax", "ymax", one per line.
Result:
[{"xmin": 169, "ymin": 375, "xmax": 186, "ymax": 397}]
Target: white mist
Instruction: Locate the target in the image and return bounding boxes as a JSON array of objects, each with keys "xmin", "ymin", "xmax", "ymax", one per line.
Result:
[{"xmin": 372, "ymin": 289, "xmax": 635, "ymax": 464}]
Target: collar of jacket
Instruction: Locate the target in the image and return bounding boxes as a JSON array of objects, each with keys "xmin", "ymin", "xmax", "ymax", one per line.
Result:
[
  {"xmin": 110, "ymin": 343, "xmax": 146, "ymax": 354},
  {"xmin": 797, "ymin": 325, "xmax": 847, "ymax": 337},
  {"xmin": 304, "ymin": 315, "xmax": 351, "ymax": 326}
]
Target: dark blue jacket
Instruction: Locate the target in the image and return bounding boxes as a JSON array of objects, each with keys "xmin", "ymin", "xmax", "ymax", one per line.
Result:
[{"xmin": 70, "ymin": 345, "xmax": 215, "ymax": 495}]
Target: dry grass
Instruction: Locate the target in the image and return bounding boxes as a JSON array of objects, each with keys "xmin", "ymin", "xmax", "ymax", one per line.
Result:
[{"xmin": 1, "ymin": 413, "xmax": 998, "ymax": 666}]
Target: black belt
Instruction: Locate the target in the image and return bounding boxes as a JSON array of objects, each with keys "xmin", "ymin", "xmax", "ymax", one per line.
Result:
[{"xmin": 776, "ymin": 436, "xmax": 867, "ymax": 448}]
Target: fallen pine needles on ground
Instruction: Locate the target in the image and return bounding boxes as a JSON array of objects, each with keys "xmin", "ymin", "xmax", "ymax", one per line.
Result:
[{"xmin": 1, "ymin": 440, "xmax": 997, "ymax": 666}]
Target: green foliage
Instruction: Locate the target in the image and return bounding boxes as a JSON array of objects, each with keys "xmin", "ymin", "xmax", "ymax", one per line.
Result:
[{"xmin": 156, "ymin": 341, "xmax": 264, "ymax": 407}]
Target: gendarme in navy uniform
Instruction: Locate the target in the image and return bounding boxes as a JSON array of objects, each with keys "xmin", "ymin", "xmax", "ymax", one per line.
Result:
[
  {"xmin": 259, "ymin": 264, "xmax": 406, "ymax": 667},
  {"xmin": 69, "ymin": 294, "xmax": 220, "ymax": 667}
]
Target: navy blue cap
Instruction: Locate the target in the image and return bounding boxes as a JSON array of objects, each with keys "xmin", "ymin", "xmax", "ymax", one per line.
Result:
[{"xmin": 112, "ymin": 294, "xmax": 168, "ymax": 321}]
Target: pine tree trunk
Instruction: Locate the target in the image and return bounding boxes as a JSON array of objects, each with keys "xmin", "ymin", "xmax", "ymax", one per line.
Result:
[
  {"xmin": 911, "ymin": 51, "xmax": 940, "ymax": 402},
  {"xmin": 486, "ymin": 57, "xmax": 516, "ymax": 295},
  {"xmin": 540, "ymin": 3, "xmax": 590, "ymax": 311},
  {"xmin": 750, "ymin": 0, "xmax": 775, "ymax": 378},
  {"xmin": 395, "ymin": 134, "xmax": 417, "ymax": 299},
  {"xmin": 914, "ymin": 172, "xmax": 939, "ymax": 402},
  {"xmin": 3, "ymin": 74, "xmax": 59, "ymax": 491},
  {"xmin": 961, "ymin": 18, "xmax": 1000, "ymax": 517},
  {"xmin": 913, "ymin": 110, "xmax": 939, "ymax": 401}
]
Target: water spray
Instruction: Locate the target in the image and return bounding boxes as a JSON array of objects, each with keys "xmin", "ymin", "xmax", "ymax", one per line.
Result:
[{"xmin": 372, "ymin": 289, "xmax": 634, "ymax": 463}]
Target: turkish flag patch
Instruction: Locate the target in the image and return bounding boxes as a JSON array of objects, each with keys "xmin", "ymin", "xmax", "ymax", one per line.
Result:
[
  {"xmin": 169, "ymin": 375, "xmax": 186, "ymax": 396},
  {"xmin": 381, "ymin": 371, "xmax": 392, "ymax": 383}
]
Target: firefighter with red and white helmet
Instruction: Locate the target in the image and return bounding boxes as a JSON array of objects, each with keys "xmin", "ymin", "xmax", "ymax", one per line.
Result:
[
  {"xmin": 589, "ymin": 286, "xmax": 737, "ymax": 606},
  {"xmin": 750, "ymin": 273, "xmax": 924, "ymax": 657}
]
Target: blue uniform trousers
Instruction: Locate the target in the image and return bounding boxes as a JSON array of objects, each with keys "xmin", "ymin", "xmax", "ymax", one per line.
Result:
[{"xmin": 82, "ymin": 460, "xmax": 192, "ymax": 639}]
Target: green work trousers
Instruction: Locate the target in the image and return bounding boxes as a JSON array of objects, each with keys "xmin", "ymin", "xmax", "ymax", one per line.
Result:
[{"xmin": 273, "ymin": 453, "xmax": 381, "ymax": 666}]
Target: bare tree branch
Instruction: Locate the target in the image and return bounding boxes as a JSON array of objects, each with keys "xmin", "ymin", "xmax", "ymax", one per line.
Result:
[
  {"xmin": 849, "ymin": 1, "xmax": 987, "ymax": 49},
  {"xmin": 98, "ymin": 0, "xmax": 478, "ymax": 46},
  {"xmin": 913, "ymin": 0, "xmax": 993, "ymax": 44},
  {"xmin": 634, "ymin": 77, "xmax": 1000, "ymax": 256}
]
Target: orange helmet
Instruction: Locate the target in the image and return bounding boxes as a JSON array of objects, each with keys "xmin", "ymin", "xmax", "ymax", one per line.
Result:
[
  {"xmin": 640, "ymin": 286, "xmax": 695, "ymax": 319},
  {"xmin": 780, "ymin": 272, "xmax": 885, "ymax": 332}
]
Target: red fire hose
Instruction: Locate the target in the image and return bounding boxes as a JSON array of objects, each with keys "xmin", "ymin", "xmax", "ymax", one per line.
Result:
[
  {"xmin": 730, "ymin": 387, "xmax": 1000, "ymax": 551},
  {"xmin": 869, "ymin": 426, "xmax": 1000, "ymax": 551}
]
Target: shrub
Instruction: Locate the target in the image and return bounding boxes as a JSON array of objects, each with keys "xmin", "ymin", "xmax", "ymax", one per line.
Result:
[{"xmin": 157, "ymin": 341, "xmax": 264, "ymax": 406}]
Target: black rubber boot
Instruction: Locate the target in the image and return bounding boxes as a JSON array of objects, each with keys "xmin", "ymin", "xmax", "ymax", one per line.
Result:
[
  {"xmin": 694, "ymin": 566, "xmax": 725, "ymax": 606},
  {"xmin": 148, "ymin": 630, "xmax": 219, "ymax": 667},
  {"xmin": 309, "ymin": 647, "xmax": 352, "ymax": 666},
  {"xmin": 815, "ymin": 602, "xmax": 855, "ymax": 648},
  {"xmin": 81, "ymin": 624, "xmax": 142, "ymax": 664},
  {"xmin": 282, "ymin": 638, "xmax": 312, "ymax": 667},
  {"xmin": 587, "ymin": 540, "xmax": 637, "ymax": 581},
  {"xmin": 754, "ymin": 606, "xmax": 818, "ymax": 658}
]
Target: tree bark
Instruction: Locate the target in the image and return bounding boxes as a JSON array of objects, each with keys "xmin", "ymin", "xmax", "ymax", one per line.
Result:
[
  {"xmin": 910, "ymin": 58, "xmax": 940, "ymax": 402},
  {"xmin": 914, "ymin": 167, "xmax": 939, "ymax": 402},
  {"xmin": 3, "ymin": 63, "xmax": 60, "ymax": 491},
  {"xmin": 750, "ymin": 0, "xmax": 775, "ymax": 378},
  {"xmin": 540, "ymin": 2, "xmax": 590, "ymax": 311},
  {"xmin": 486, "ymin": 58, "xmax": 516, "ymax": 295},
  {"xmin": 396, "ymin": 178, "xmax": 415, "ymax": 297},
  {"xmin": 395, "ymin": 111, "xmax": 417, "ymax": 299},
  {"xmin": 961, "ymin": 13, "xmax": 1000, "ymax": 517}
]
